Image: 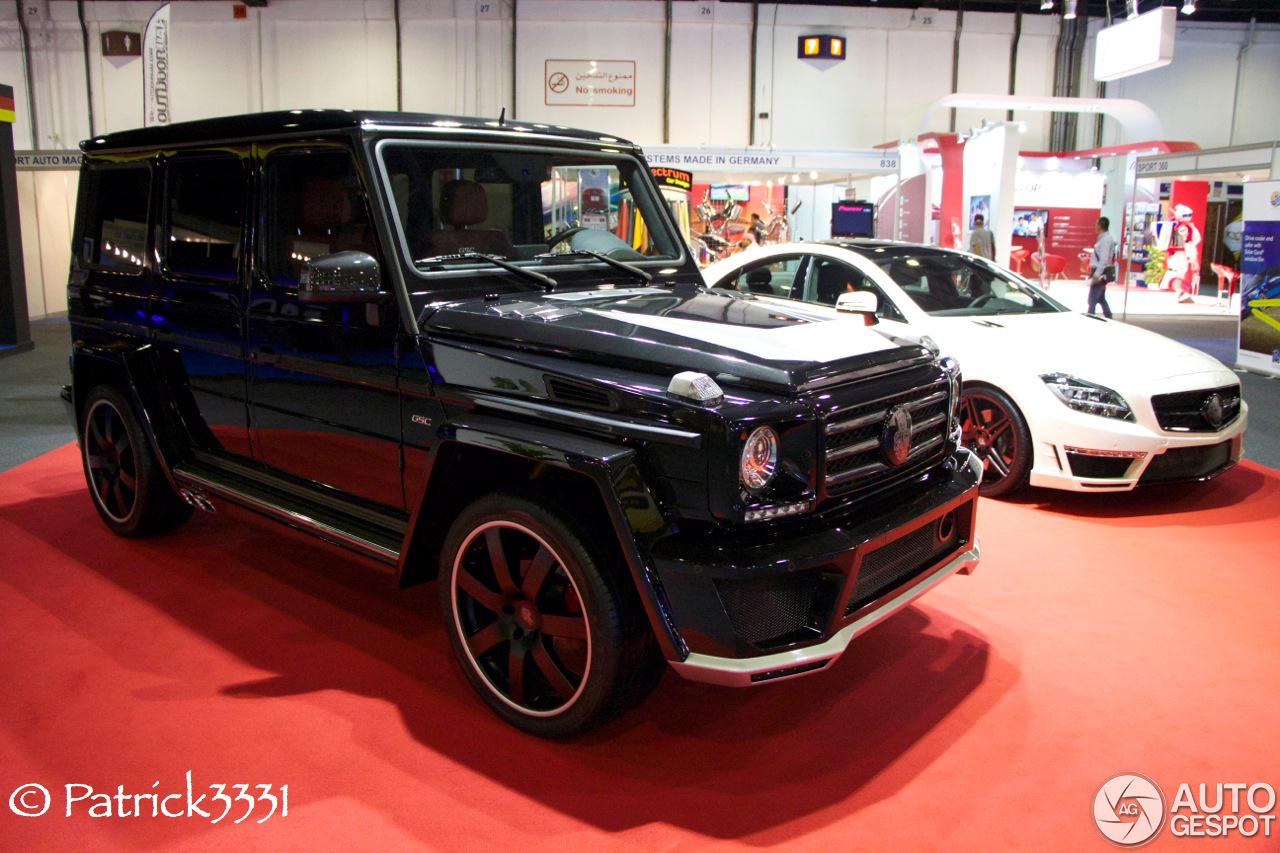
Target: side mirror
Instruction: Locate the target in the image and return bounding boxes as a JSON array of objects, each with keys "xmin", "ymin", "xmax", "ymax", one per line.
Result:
[
  {"xmin": 835, "ymin": 290, "xmax": 879, "ymax": 324},
  {"xmin": 300, "ymin": 251, "xmax": 385, "ymax": 303}
]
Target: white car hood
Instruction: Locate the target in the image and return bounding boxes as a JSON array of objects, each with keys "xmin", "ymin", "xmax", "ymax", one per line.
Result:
[{"xmin": 929, "ymin": 311, "xmax": 1234, "ymax": 385}]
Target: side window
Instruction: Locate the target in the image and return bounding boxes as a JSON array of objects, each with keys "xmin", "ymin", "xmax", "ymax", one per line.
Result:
[
  {"xmin": 78, "ymin": 164, "xmax": 150, "ymax": 271},
  {"xmin": 723, "ymin": 255, "xmax": 805, "ymax": 298},
  {"xmin": 810, "ymin": 260, "xmax": 866, "ymax": 306},
  {"xmin": 164, "ymin": 154, "xmax": 246, "ymax": 280},
  {"xmin": 263, "ymin": 149, "xmax": 378, "ymax": 286},
  {"xmin": 808, "ymin": 259, "xmax": 906, "ymax": 321}
]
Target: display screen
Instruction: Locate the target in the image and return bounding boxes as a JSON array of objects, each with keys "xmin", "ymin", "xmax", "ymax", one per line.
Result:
[
  {"xmin": 1013, "ymin": 209, "xmax": 1048, "ymax": 237},
  {"xmin": 710, "ymin": 184, "xmax": 749, "ymax": 202},
  {"xmin": 831, "ymin": 202, "xmax": 875, "ymax": 238}
]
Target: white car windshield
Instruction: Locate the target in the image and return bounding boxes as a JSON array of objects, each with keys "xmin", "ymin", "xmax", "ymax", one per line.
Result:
[{"xmin": 865, "ymin": 248, "xmax": 1064, "ymax": 317}]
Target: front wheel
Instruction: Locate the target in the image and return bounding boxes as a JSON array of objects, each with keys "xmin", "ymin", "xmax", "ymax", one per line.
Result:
[
  {"xmin": 439, "ymin": 493, "xmax": 662, "ymax": 737},
  {"xmin": 80, "ymin": 385, "xmax": 191, "ymax": 536},
  {"xmin": 960, "ymin": 384, "xmax": 1032, "ymax": 498}
]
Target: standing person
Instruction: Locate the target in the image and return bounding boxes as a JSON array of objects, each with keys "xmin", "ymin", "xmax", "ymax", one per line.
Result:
[
  {"xmin": 969, "ymin": 215, "xmax": 995, "ymax": 260},
  {"xmin": 748, "ymin": 212, "xmax": 767, "ymax": 245},
  {"xmin": 1088, "ymin": 217, "xmax": 1116, "ymax": 319}
]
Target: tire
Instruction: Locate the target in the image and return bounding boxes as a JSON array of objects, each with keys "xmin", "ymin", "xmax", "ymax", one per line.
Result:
[
  {"xmin": 960, "ymin": 384, "xmax": 1032, "ymax": 498},
  {"xmin": 80, "ymin": 385, "xmax": 191, "ymax": 537},
  {"xmin": 439, "ymin": 492, "xmax": 662, "ymax": 738}
]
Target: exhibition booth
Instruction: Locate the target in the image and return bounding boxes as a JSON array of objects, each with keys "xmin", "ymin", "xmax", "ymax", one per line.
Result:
[{"xmin": 2, "ymin": 1, "xmax": 1280, "ymax": 849}]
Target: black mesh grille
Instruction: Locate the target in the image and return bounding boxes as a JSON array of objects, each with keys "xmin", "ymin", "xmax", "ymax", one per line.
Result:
[
  {"xmin": 1150, "ymin": 385, "xmax": 1241, "ymax": 432},
  {"xmin": 1139, "ymin": 441, "xmax": 1233, "ymax": 484},
  {"xmin": 1066, "ymin": 452, "xmax": 1134, "ymax": 479},
  {"xmin": 714, "ymin": 570, "xmax": 836, "ymax": 647},
  {"xmin": 844, "ymin": 518, "xmax": 959, "ymax": 616},
  {"xmin": 545, "ymin": 375, "xmax": 615, "ymax": 411},
  {"xmin": 821, "ymin": 377, "xmax": 951, "ymax": 497}
]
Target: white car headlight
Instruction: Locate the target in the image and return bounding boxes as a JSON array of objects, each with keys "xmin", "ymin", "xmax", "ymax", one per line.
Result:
[
  {"xmin": 1041, "ymin": 373, "xmax": 1134, "ymax": 421},
  {"xmin": 740, "ymin": 426, "xmax": 779, "ymax": 493}
]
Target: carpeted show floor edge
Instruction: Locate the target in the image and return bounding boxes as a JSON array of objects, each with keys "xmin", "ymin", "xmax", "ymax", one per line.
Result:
[{"xmin": 2, "ymin": 444, "xmax": 1278, "ymax": 851}]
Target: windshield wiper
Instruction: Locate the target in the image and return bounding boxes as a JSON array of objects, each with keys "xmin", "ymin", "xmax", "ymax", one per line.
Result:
[
  {"xmin": 415, "ymin": 252, "xmax": 556, "ymax": 291},
  {"xmin": 534, "ymin": 250, "xmax": 652, "ymax": 284}
]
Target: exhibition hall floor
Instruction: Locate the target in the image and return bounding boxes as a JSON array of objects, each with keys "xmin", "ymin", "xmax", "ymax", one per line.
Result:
[{"xmin": 2, "ymin": 445, "xmax": 1278, "ymax": 851}]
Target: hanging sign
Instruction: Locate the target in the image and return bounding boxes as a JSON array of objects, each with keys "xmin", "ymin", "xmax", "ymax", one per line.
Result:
[
  {"xmin": 143, "ymin": 3, "xmax": 171, "ymax": 126},
  {"xmin": 102, "ymin": 30, "xmax": 142, "ymax": 58}
]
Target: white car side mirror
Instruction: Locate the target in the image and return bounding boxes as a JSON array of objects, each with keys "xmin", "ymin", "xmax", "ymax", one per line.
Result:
[{"xmin": 835, "ymin": 291, "xmax": 879, "ymax": 324}]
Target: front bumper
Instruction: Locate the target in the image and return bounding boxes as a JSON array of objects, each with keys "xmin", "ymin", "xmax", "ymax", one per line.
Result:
[
  {"xmin": 1027, "ymin": 404, "xmax": 1248, "ymax": 492},
  {"xmin": 668, "ymin": 538, "xmax": 979, "ymax": 686},
  {"xmin": 650, "ymin": 449, "xmax": 982, "ymax": 685}
]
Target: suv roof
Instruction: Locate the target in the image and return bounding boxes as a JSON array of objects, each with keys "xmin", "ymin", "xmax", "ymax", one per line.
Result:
[{"xmin": 81, "ymin": 109, "xmax": 635, "ymax": 153}]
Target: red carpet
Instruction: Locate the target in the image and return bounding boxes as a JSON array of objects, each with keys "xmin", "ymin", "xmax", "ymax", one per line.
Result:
[{"xmin": 2, "ymin": 444, "xmax": 1278, "ymax": 851}]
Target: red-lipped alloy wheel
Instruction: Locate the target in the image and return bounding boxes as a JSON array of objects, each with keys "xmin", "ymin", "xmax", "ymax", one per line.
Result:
[
  {"xmin": 960, "ymin": 386, "xmax": 1031, "ymax": 497},
  {"xmin": 451, "ymin": 521, "xmax": 591, "ymax": 716},
  {"xmin": 84, "ymin": 398, "xmax": 138, "ymax": 523}
]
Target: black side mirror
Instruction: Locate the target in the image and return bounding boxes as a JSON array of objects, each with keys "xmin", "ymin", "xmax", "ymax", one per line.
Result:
[{"xmin": 300, "ymin": 251, "xmax": 385, "ymax": 303}]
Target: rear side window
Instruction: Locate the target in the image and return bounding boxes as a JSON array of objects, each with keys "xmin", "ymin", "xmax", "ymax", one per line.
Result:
[
  {"xmin": 78, "ymin": 164, "xmax": 150, "ymax": 270},
  {"xmin": 164, "ymin": 154, "xmax": 246, "ymax": 280}
]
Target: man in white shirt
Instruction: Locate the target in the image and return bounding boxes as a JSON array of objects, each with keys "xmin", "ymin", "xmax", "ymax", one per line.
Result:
[{"xmin": 1088, "ymin": 217, "xmax": 1116, "ymax": 319}]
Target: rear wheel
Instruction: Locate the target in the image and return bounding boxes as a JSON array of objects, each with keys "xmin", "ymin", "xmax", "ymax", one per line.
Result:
[
  {"xmin": 80, "ymin": 385, "xmax": 191, "ymax": 536},
  {"xmin": 960, "ymin": 384, "xmax": 1032, "ymax": 498},
  {"xmin": 439, "ymin": 492, "xmax": 662, "ymax": 737}
]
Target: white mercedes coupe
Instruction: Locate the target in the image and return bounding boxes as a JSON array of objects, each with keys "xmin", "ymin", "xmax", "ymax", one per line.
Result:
[{"xmin": 703, "ymin": 241, "xmax": 1248, "ymax": 497}]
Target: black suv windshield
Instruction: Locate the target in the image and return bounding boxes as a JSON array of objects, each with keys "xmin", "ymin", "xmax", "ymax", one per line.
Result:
[
  {"xmin": 863, "ymin": 248, "xmax": 1065, "ymax": 317},
  {"xmin": 376, "ymin": 141, "xmax": 681, "ymax": 287}
]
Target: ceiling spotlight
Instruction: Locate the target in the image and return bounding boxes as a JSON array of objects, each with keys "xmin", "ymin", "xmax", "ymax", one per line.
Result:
[
  {"xmin": 1040, "ymin": 0, "xmax": 1053, "ymax": 9},
  {"xmin": 1064, "ymin": 0, "xmax": 1077, "ymax": 19},
  {"xmin": 1181, "ymin": 0, "xmax": 1197, "ymax": 13}
]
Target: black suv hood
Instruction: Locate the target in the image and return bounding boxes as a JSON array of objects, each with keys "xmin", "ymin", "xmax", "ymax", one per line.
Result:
[{"xmin": 425, "ymin": 286, "xmax": 924, "ymax": 390}]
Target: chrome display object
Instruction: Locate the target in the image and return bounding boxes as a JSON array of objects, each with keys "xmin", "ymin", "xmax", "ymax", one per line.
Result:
[{"xmin": 63, "ymin": 111, "xmax": 979, "ymax": 737}]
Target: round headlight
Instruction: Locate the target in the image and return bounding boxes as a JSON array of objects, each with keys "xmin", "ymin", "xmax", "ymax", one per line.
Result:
[{"xmin": 740, "ymin": 426, "xmax": 779, "ymax": 493}]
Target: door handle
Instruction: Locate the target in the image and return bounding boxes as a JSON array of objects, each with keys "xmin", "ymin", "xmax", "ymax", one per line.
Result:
[{"xmin": 251, "ymin": 346, "xmax": 279, "ymax": 365}]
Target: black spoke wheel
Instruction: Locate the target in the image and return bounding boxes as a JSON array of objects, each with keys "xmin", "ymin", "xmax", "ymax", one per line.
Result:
[
  {"xmin": 80, "ymin": 386, "xmax": 190, "ymax": 537},
  {"xmin": 960, "ymin": 384, "xmax": 1032, "ymax": 498},
  {"xmin": 440, "ymin": 492, "xmax": 662, "ymax": 737}
]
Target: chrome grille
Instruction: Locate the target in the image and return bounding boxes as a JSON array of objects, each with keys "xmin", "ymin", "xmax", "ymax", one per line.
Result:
[{"xmin": 821, "ymin": 377, "xmax": 951, "ymax": 497}]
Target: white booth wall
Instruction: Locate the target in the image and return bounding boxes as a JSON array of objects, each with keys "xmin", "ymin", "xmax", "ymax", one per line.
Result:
[{"xmin": 1, "ymin": 1, "xmax": 1277, "ymax": 317}]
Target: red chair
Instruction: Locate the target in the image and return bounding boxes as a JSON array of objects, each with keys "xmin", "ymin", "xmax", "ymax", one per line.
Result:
[
  {"xmin": 1009, "ymin": 247, "xmax": 1031, "ymax": 274},
  {"xmin": 1030, "ymin": 253, "xmax": 1068, "ymax": 281},
  {"xmin": 1210, "ymin": 263, "xmax": 1239, "ymax": 306}
]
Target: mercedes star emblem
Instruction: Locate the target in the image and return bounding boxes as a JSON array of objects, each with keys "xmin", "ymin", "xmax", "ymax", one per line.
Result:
[{"xmin": 880, "ymin": 405, "xmax": 913, "ymax": 467}]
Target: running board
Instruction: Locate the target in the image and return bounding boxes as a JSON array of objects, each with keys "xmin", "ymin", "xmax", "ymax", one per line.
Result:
[{"xmin": 172, "ymin": 463, "xmax": 404, "ymax": 568}]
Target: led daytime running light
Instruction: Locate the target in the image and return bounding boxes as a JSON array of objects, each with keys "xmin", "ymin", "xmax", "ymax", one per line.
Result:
[{"xmin": 745, "ymin": 500, "xmax": 813, "ymax": 522}]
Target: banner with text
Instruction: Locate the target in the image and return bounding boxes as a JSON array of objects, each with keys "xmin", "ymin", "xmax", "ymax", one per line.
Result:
[
  {"xmin": 1238, "ymin": 181, "xmax": 1280, "ymax": 377},
  {"xmin": 143, "ymin": 3, "xmax": 171, "ymax": 127}
]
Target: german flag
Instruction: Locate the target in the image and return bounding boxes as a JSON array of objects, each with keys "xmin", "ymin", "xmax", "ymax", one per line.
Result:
[{"xmin": 0, "ymin": 84, "xmax": 14, "ymax": 123}]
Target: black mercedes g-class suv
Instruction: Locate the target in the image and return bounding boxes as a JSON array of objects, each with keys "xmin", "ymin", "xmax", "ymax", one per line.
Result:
[{"xmin": 64, "ymin": 110, "xmax": 981, "ymax": 737}]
